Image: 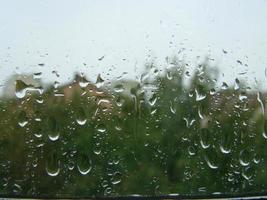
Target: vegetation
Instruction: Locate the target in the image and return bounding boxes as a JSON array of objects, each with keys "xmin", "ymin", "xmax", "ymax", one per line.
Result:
[{"xmin": 0, "ymin": 57, "xmax": 267, "ymax": 198}]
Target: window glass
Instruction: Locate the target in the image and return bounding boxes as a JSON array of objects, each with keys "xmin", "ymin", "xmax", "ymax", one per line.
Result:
[{"xmin": 0, "ymin": 0, "xmax": 267, "ymax": 198}]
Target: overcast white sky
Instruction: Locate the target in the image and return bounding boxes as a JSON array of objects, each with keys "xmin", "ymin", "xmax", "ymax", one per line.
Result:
[{"xmin": 0, "ymin": 0, "xmax": 267, "ymax": 91}]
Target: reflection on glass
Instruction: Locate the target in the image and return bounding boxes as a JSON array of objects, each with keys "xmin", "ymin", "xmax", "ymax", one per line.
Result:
[{"xmin": 0, "ymin": 0, "xmax": 267, "ymax": 198}]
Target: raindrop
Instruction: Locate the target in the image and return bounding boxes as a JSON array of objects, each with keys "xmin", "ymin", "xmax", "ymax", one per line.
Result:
[
  {"xmin": 242, "ymin": 166, "xmax": 254, "ymax": 180},
  {"xmin": 195, "ymin": 88, "xmax": 206, "ymax": 101},
  {"xmin": 76, "ymin": 107, "xmax": 87, "ymax": 125},
  {"xmin": 12, "ymin": 183, "xmax": 22, "ymax": 194},
  {"xmin": 210, "ymin": 88, "xmax": 216, "ymax": 95},
  {"xmin": 96, "ymin": 74, "xmax": 104, "ymax": 88},
  {"xmin": 114, "ymin": 84, "xmax": 124, "ymax": 93},
  {"xmin": 111, "ymin": 172, "xmax": 122, "ymax": 185},
  {"xmin": 205, "ymin": 154, "xmax": 218, "ymax": 169},
  {"xmin": 47, "ymin": 116, "xmax": 60, "ymax": 141},
  {"xmin": 222, "ymin": 49, "xmax": 228, "ymax": 54},
  {"xmin": 149, "ymin": 94, "xmax": 157, "ymax": 106},
  {"xmin": 77, "ymin": 153, "xmax": 92, "ymax": 175},
  {"xmin": 200, "ymin": 128, "xmax": 211, "ymax": 149},
  {"xmin": 234, "ymin": 78, "xmax": 240, "ymax": 90},
  {"xmin": 97, "ymin": 124, "xmax": 107, "ymax": 133},
  {"xmin": 15, "ymin": 80, "xmax": 43, "ymax": 99},
  {"xmin": 18, "ymin": 110, "xmax": 28, "ymax": 127},
  {"xmin": 257, "ymin": 92, "xmax": 265, "ymax": 115},
  {"xmin": 188, "ymin": 146, "xmax": 196, "ymax": 156},
  {"xmin": 220, "ymin": 132, "xmax": 232, "ymax": 154},
  {"xmin": 239, "ymin": 149, "xmax": 250, "ymax": 166},
  {"xmin": 221, "ymin": 82, "xmax": 228, "ymax": 90},
  {"xmin": 170, "ymin": 101, "xmax": 176, "ymax": 114},
  {"xmin": 98, "ymin": 55, "xmax": 105, "ymax": 61},
  {"xmin": 263, "ymin": 119, "xmax": 267, "ymax": 139},
  {"xmin": 46, "ymin": 151, "xmax": 60, "ymax": 176},
  {"xmin": 33, "ymin": 72, "xmax": 42, "ymax": 79},
  {"xmin": 78, "ymin": 73, "xmax": 89, "ymax": 88},
  {"xmin": 237, "ymin": 60, "xmax": 243, "ymax": 65}
]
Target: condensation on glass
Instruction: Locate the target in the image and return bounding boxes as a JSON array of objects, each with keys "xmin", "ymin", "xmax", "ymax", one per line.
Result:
[{"xmin": 0, "ymin": 0, "xmax": 267, "ymax": 198}]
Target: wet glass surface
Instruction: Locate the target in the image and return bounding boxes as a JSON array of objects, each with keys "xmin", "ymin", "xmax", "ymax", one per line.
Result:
[{"xmin": 0, "ymin": 0, "xmax": 267, "ymax": 198}]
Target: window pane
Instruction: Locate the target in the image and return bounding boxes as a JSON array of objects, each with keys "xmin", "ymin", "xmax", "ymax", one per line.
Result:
[{"xmin": 0, "ymin": 0, "xmax": 267, "ymax": 198}]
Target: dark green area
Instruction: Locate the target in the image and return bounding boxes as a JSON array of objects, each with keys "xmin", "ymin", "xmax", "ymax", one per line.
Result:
[{"xmin": 0, "ymin": 58, "xmax": 267, "ymax": 198}]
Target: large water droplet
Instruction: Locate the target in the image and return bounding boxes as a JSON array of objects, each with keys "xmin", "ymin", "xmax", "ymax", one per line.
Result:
[
  {"xmin": 96, "ymin": 74, "xmax": 104, "ymax": 88},
  {"xmin": 18, "ymin": 110, "xmax": 28, "ymax": 127},
  {"xmin": 205, "ymin": 149, "xmax": 219, "ymax": 169},
  {"xmin": 46, "ymin": 151, "xmax": 60, "ymax": 176},
  {"xmin": 78, "ymin": 73, "xmax": 89, "ymax": 88},
  {"xmin": 96, "ymin": 124, "xmax": 107, "ymax": 133},
  {"xmin": 239, "ymin": 149, "xmax": 250, "ymax": 166},
  {"xmin": 76, "ymin": 107, "xmax": 87, "ymax": 125},
  {"xmin": 111, "ymin": 172, "xmax": 122, "ymax": 185},
  {"xmin": 114, "ymin": 84, "xmax": 124, "ymax": 93},
  {"xmin": 220, "ymin": 132, "xmax": 232, "ymax": 154},
  {"xmin": 77, "ymin": 153, "xmax": 92, "ymax": 175},
  {"xmin": 195, "ymin": 88, "xmax": 206, "ymax": 101},
  {"xmin": 15, "ymin": 80, "xmax": 43, "ymax": 99},
  {"xmin": 200, "ymin": 128, "xmax": 211, "ymax": 149},
  {"xmin": 47, "ymin": 116, "xmax": 60, "ymax": 141}
]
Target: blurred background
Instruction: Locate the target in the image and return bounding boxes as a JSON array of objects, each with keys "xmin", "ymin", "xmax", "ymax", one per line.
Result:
[{"xmin": 0, "ymin": 0, "xmax": 267, "ymax": 198}]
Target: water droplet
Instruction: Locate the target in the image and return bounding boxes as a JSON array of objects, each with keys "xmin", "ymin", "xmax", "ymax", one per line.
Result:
[
  {"xmin": 33, "ymin": 72, "xmax": 42, "ymax": 79},
  {"xmin": 98, "ymin": 55, "xmax": 105, "ymax": 61},
  {"xmin": 15, "ymin": 80, "xmax": 43, "ymax": 99},
  {"xmin": 195, "ymin": 88, "xmax": 206, "ymax": 101},
  {"xmin": 200, "ymin": 128, "xmax": 211, "ymax": 149},
  {"xmin": 18, "ymin": 110, "xmax": 28, "ymax": 127},
  {"xmin": 76, "ymin": 107, "xmax": 87, "ymax": 125},
  {"xmin": 221, "ymin": 82, "xmax": 228, "ymax": 90},
  {"xmin": 78, "ymin": 73, "xmax": 89, "ymax": 88},
  {"xmin": 111, "ymin": 172, "xmax": 122, "ymax": 185},
  {"xmin": 170, "ymin": 101, "xmax": 176, "ymax": 114},
  {"xmin": 96, "ymin": 124, "xmax": 107, "ymax": 133},
  {"xmin": 242, "ymin": 166, "xmax": 254, "ymax": 180},
  {"xmin": 77, "ymin": 153, "xmax": 92, "ymax": 175},
  {"xmin": 46, "ymin": 151, "xmax": 60, "ymax": 176},
  {"xmin": 257, "ymin": 92, "xmax": 265, "ymax": 115},
  {"xmin": 222, "ymin": 49, "xmax": 228, "ymax": 54},
  {"xmin": 114, "ymin": 84, "xmax": 124, "ymax": 93},
  {"xmin": 47, "ymin": 116, "xmax": 60, "ymax": 141},
  {"xmin": 220, "ymin": 132, "xmax": 232, "ymax": 154},
  {"xmin": 239, "ymin": 149, "xmax": 250, "ymax": 166},
  {"xmin": 210, "ymin": 88, "xmax": 216, "ymax": 95},
  {"xmin": 237, "ymin": 60, "xmax": 243, "ymax": 65},
  {"xmin": 205, "ymin": 149, "xmax": 219, "ymax": 169},
  {"xmin": 234, "ymin": 78, "xmax": 240, "ymax": 90},
  {"xmin": 96, "ymin": 74, "xmax": 104, "ymax": 88},
  {"xmin": 188, "ymin": 146, "xmax": 196, "ymax": 156}
]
